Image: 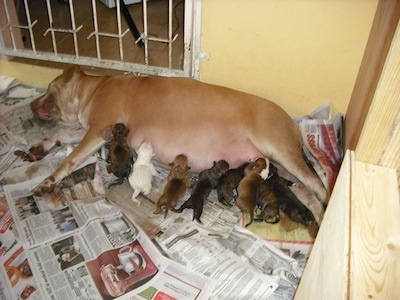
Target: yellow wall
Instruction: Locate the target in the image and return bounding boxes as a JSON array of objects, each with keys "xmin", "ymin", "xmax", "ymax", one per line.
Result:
[
  {"xmin": 199, "ymin": 0, "xmax": 378, "ymax": 117},
  {"xmin": 0, "ymin": 60, "xmax": 62, "ymax": 89}
]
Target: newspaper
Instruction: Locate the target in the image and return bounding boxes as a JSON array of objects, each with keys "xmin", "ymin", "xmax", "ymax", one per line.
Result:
[
  {"xmin": 0, "ymin": 159, "xmax": 215, "ymax": 300},
  {"xmin": 293, "ymin": 103, "xmax": 343, "ymax": 193},
  {"xmin": 0, "ymin": 152, "xmax": 307, "ymax": 299}
]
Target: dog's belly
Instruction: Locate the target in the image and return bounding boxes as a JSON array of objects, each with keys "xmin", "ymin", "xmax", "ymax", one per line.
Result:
[{"xmin": 130, "ymin": 133, "xmax": 261, "ymax": 172}]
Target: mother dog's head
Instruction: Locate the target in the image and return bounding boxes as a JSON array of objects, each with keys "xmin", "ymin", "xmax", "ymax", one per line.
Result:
[{"xmin": 30, "ymin": 66, "xmax": 84, "ymax": 125}]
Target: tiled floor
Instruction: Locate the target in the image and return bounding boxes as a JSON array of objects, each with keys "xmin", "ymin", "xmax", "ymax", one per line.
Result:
[{"xmin": 13, "ymin": 0, "xmax": 185, "ymax": 71}]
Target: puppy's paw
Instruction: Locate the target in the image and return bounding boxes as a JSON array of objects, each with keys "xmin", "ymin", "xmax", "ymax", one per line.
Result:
[{"xmin": 32, "ymin": 176, "xmax": 56, "ymax": 196}]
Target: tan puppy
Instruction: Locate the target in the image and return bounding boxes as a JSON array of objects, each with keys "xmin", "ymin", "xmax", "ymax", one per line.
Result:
[
  {"xmin": 235, "ymin": 157, "xmax": 269, "ymax": 227},
  {"xmin": 154, "ymin": 154, "xmax": 191, "ymax": 218},
  {"xmin": 24, "ymin": 66, "xmax": 327, "ymax": 224},
  {"xmin": 106, "ymin": 123, "xmax": 133, "ymax": 186}
]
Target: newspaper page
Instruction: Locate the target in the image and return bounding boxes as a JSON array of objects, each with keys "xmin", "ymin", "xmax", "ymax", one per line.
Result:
[
  {"xmin": 293, "ymin": 103, "xmax": 343, "ymax": 193},
  {"xmin": 0, "ymin": 163, "xmax": 214, "ymax": 300}
]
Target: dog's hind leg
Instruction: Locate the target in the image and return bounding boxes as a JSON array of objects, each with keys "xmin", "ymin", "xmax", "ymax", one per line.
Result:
[
  {"xmin": 131, "ymin": 189, "xmax": 141, "ymax": 206},
  {"xmin": 32, "ymin": 128, "xmax": 107, "ymax": 196},
  {"xmin": 274, "ymin": 150, "xmax": 327, "ymax": 225}
]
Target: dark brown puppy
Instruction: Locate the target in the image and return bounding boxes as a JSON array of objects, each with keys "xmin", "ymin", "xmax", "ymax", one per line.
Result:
[
  {"xmin": 254, "ymin": 181, "xmax": 280, "ymax": 224},
  {"xmin": 173, "ymin": 160, "xmax": 229, "ymax": 223},
  {"xmin": 154, "ymin": 154, "xmax": 191, "ymax": 218},
  {"xmin": 235, "ymin": 157, "xmax": 269, "ymax": 227},
  {"xmin": 216, "ymin": 162, "xmax": 249, "ymax": 206},
  {"xmin": 267, "ymin": 163, "xmax": 315, "ymax": 226},
  {"xmin": 106, "ymin": 123, "xmax": 133, "ymax": 186}
]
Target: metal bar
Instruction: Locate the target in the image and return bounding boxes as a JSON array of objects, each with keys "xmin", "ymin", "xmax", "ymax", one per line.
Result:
[
  {"xmin": 23, "ymin": 0, "xmax": 37, "ymax": 53},
  {"xmin": 1, "ymin": 0, "xmax": 17, "ymax": 49},
  {"xmin": 90, "ymin": 0, "xmax": 101, "ymax": 60},
  {"xmin": 68, "ymin": 0, "xmax": 79, "ymax": 57},
  {"xmin": 44, "ymin": 0, "xmax": 58, "ymax": 55},
  {"xmin": 116, "ymin": 0, "xmax": 124, "ymax": 61},
  {"xmin": 143, "ymin": 0, "xmax": 149, "ymax": 65},
  {"xmin": 168, "ymin": 0, "xmax": 173, "ymax": 69}
]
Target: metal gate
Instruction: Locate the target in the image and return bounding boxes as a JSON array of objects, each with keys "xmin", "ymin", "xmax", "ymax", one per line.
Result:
[{"xmin": 0, "ymin": 0, "xmax": 202, "ymax": 78}]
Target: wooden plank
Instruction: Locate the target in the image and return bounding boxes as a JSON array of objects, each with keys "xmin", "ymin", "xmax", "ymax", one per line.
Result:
[
  {"xmin": 354, "ymin": 17, "xmax": 400, "ymax": 190},
  {"xmin": 350, "ymin": 161, "xmax": 400, "ymax": 299},
  {"xmin": 345, "ymin": 0, "xmax": 400, "ymax": 150},
  {"xmin": 294, "ymin": 150, "xmax": 352, "ymax": 300}
]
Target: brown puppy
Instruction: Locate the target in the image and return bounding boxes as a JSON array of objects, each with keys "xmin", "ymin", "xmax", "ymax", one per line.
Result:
[
  {"xmin": 25, "ymin": 66, "xmax": 327, "ymax": 224},
  {"xmin": 216, "ymin": 162, "xmax": 249, "ymax": 206},
  {"xmin": 254, "ymin": 181, "xmax": 280, "ymax": 224},
  {"xmin": 173, "ymin": 160, "xmax": 229, "ymax": 223},
  {"xmin": 154, "ymin": 154, "xmax": 191, "ymax": 218},
  {"xmin": 106, "ymin": 123, "xmax": 133, "ymax": 186},
  {"xmin": 235, "ymin": 157, "xmax": 269, "ymax": 227}
]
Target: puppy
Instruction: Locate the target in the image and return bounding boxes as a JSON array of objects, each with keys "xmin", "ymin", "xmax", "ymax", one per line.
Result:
[
  {"xmin": 254, "ymin": 181, "xmax": 280, "ymax": 224},
  {"xmin": 216, "ymin": 162, "xmax": 249, "ymax": 206},
  {"xmin": 173, "ymin": 160, "xmax": 229, "ymax": 223},
  {"xmin": 172, "ymin": 179, "xmax": 212, "ymax": 224},
  {"xmin": 106, "ymin": 123, "xmax": 133, "ymax": 186},
  {"xmin": 235, "ymin": 157, "xmax": 269, "ymax": 227},
  {"xmin": 267, "ymin": 163, "xmax": 315, "ymax": 226},
  {"xmin": 128, "ymin": 141, "xmax": 157, "ymax": 206},
  {"xmin": 154, "ymin": 154, "xmax": 191, "ymax": 218}
]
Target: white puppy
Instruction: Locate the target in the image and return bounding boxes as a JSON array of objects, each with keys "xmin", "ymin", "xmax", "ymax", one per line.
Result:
[{"xmin": 128, "ymin": 142, "xmax": 157, "ymax": 205}]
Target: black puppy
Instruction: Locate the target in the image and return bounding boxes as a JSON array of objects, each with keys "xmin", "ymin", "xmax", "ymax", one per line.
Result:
[
  {"xmin": 267, "ymin": 163, "xmax": 315, "ymax": 226},
  {"xmin": 106, "ymin": 123, "xmax": 133, "ymax": 186},
  {"xmin": 216, "ymin": 162, "xmax": 249, "ymax": 206},
  {"xmin": 173, "ymin": 160, "xmax": 229, "ymax": 223}
]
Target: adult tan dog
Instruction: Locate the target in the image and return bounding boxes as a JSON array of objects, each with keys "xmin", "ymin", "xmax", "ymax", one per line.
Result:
[{"xmin": 27, "ymin": 66, "xmax": 327, "ymax": 224}]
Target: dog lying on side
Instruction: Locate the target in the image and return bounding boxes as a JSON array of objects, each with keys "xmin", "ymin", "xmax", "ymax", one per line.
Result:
[
  {"xmin": 267, "ymin": 163, "xmax": 315, "ymax": 226},
  {"xmin": 173, "ymin": 160, "xmax": 229, "ymax": 223},
  {"xmin": 24, "ymin": 66, "xmax": 328, "ymax": 225},
  {"xmin": 154, "ymin": 154, "xmax": 191, "ymax": 218},
  {"xmin": 128, "ymin": 141, "xmax": 157, "ymax": 206},
  {"xmin": 106, "ymin": 123, "xmax": 133, "ymax": 186},
  {"xmin": 235, "ymin": 157, "xmax": 269, "ymax": 227},
  {"xmin": 216, "ymin": 162, "xmax": 249, "ymax": 206}
]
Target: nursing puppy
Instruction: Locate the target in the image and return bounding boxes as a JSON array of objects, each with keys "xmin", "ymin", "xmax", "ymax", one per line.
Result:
[
  {"xmin": 216, "ymin": 162, "xmax": 249, "ymax": 206},
  {"xmin": 267, "ymin": 163, "xmax": 315, "ymax": 226},
  {"xmin": 128, "ymin": 142, "xmax": 157, "ymax": 206},
  {"xmin": 254, "ymin": 181, "xmax": 280, "ymax": 224},
  {"xmin": 235, "ymin": 157, "xmax": 269, "ymax": 227},
  {"xmin": 154, "ymin": 154, "xmax": 191, "ymax": 218},
  {"xmin": 173, "ymin": 160, "xmax": 229, "ymax": 223},
  {"xmin": 106, "ymin": 123, "xmax": 133, "ymax": 186}
]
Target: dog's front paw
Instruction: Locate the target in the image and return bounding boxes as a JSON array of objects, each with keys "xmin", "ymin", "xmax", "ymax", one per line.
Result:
[{"xmin": 32, "ymin": 176, "xmax": 56, "ymax": 196}]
